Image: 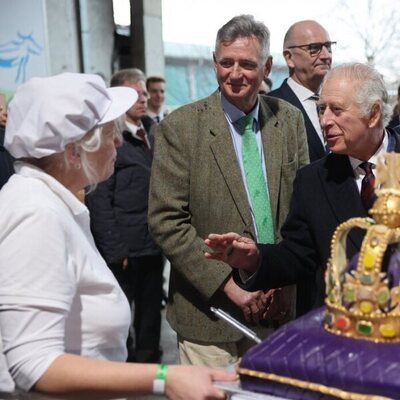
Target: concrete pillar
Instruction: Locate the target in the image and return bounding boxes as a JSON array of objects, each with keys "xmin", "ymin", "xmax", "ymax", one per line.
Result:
[{"xmin": 130, "ymin": 0, "xmax": 164, "ymax": 76}]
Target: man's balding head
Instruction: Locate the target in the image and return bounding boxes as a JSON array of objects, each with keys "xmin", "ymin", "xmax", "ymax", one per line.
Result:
[{"xmin": 283, "ymin": 20, "xmax": 333, "ymax": 93}]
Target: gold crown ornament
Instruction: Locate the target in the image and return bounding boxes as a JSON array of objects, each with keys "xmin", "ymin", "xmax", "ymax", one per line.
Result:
[{"xmin": 325, "ymin": 153, "xmax": 400, "ymax": 342}]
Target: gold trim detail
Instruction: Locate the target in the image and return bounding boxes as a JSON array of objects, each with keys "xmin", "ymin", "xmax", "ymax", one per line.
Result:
[
  {"xmin": 324, "ymin": 153, "xmax": 400, "ymax": 342},
  {"xmin": 237, "ymin": 367, "xmax": 391, "ymax": 400}
]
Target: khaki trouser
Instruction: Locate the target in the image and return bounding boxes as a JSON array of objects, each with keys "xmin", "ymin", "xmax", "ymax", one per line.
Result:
[{"xmin": 177, "ymin": 329, "xmax": 272, "ymax": 370}]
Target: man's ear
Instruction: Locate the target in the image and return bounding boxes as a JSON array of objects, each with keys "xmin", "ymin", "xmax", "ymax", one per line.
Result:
[
  {"xmin": 283, "ymin": 49, "xmax": 295, "ymax": 69},
  {"xmin": 213, "ymin": 52, "xmax": 218, "ymax": 72},
  {"xmin": 263, "ymin": 56, "xmax": 273, "ymax": 77},
  {"xmin": 368, "ymin": 103, "xmax": 381, "ymax": 128}
]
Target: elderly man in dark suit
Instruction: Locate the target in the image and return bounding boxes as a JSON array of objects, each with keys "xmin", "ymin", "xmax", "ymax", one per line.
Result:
[
  {"xmin": 148, "ymin": 14, "xmax": 309, "ymax": 368},
  {"xmin": 205, "ymin": 62, "xmax": 400, "ymax": 317},
  {"xmin": 269, "ymin": 20, "xmax": 334, "ymax": 162}
]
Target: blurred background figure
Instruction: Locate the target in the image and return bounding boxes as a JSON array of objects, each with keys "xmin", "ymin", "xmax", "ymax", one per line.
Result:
[
  {"xmin": 0, "ymin": 95, "xmax": 13, "ymax": 189},
  {"xmin": 258, "ymin": 77, "xmax": 272, "ymax": 95},
  {"xmin": 146, "ymin": 76, "xmax": 168, "ymax": 123},
  {"xmin": 269, "ymin": 20, "xmax": 334, "ymax": 162},
  {"xmin": 387, "ymin": 84, "xmax": 400, "ymax": 128},
  {"xmin": 86, "ymin": 68, "xmax": 164, "ymax": 364},
  {"xmin": 0, "ymin": 94, "xmax": 7, "ymax": 128}
]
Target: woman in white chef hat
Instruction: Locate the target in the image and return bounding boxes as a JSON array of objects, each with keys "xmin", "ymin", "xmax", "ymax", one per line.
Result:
[{"xmin": 0, "ymin": 73, "xmax": 234, "ymax": 399}]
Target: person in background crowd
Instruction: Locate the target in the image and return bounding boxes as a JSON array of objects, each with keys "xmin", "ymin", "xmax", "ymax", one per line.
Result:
[
  {"xmin": 387, "ymin": 84, "xmax": 400, "ymax": 128},
  {"xmin": 0, "ymin": 96, "xmax": 7, "ymax": 128},
  {"xmin": 0, "ymin": 102, "xmax": 14, "ymax": 189},
  {"xmin": 86, "ymin": 68, "xmax": 164, "ymax": 363},
  {"xmin": 205, "ymin": 62, "xmax": 399, "ymax": 317},
  {"xmin": 0, "ymin": 72, "xmax": 234, "ymax": 399},
  {"xmin": 146, "ymin": 76, "xmax": 168, "ymax": 123},
  {"xmin": 148, "ymin": 14, "xmax": 309, "ymax": 369},
  {"xmin": 269, "ymin": 20, "xmax": 334, "ymax": 162}
]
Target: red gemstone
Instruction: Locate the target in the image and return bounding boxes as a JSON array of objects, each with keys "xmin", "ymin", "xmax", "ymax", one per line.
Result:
[{"xmin": 335, "ymin": 316, "xmax": 349, "ymax": 330}]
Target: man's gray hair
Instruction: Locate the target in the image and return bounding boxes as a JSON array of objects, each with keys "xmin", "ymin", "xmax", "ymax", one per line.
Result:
[
  {"xmin": 215, "ymin": 15, "xmax": 270, "ymax": 61},
  {"xmin": 323, "ymin": 63, "xmax": 391, "ymax": 127},
  {"xmin": 110, "ymin": 68, "xmax": 146, "ymax": 87}
]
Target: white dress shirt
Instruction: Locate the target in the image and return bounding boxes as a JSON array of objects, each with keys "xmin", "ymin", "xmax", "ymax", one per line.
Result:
[{"xmin": 287, "ymin": 77, "xmax": 324, "ymax": 146}]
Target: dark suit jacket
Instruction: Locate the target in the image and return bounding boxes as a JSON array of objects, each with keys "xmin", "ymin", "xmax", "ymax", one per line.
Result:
[
  {"xmin": 239, "ymin": 127, "xmax": 400, "ymax": 316},
  {"xmin": 269, "ymin": 79, "xmax": 327, "ymax": 162},
  {"xmin": 86, "ymin": 120, "xmax": 160, "ymax": 264},
  {"xmin": 0, "ymin": 127, "xmax": 14, "ymax": 189},
  {"xmin": 148, "ymin": 90, "xmax": 309, "ymax": 342}
]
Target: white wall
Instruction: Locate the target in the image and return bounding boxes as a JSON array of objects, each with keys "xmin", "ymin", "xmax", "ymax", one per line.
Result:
[{"xmin": 0, "ymin": 0, "xmax": 115, "ymax": 99}]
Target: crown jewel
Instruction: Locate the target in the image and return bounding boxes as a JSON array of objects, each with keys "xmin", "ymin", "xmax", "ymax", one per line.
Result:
[{"xmin": 325, "ymin": 153, "xmax": 400, "ymax": 342}]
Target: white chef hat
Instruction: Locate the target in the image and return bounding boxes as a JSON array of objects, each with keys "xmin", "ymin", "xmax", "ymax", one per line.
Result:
[{"xmin": 5, "ymin": 72, "xmax": 138, "ymax": 158}]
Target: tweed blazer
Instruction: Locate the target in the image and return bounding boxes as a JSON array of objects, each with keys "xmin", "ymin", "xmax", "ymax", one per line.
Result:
[{"xmin": 148, "ymin": 90, "xmax": 309, "ymax": 342}]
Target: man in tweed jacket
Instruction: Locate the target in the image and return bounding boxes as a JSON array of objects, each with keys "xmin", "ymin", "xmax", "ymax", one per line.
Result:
[{"xmin": 148, "ymin": 14, "xmax": 309, "ymax": 368}]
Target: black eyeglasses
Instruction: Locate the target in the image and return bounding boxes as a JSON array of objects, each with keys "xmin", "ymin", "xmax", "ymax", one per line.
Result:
[{"xmin": 287, "ymin": 41, "xmax": 336, "ymax": 56}]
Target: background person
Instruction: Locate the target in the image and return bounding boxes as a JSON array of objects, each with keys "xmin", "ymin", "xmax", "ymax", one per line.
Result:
[
  {"xmin": 86, "ymin": 68, "xmax": 164, "ymax": 363},
  {"xmin": 146, "ymin": 76, "xmax": 168, "ymax": 123},
  {"xmin": 0, "ymin": 72, "xmax": 234, "ymax": 399},
  {"xmin": 205, "ymin": 62, "xmax": 399, "ymax": 315},
  {"xmin": 387, "ymin": 84, "xmax": 400, "ymax": 128},
  {"xmin": 148, "ymin": 14, "xmax": 309, "ymax": 369},
  {"xmin": 0, "ymin": 105, "xmax": 14, "ymax": 188},
  {"xmin": 269, "ymin": 20, "xmax": 334, "ymax": 162}
]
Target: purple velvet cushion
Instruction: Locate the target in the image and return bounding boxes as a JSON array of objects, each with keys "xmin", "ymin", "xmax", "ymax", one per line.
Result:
[{"xmin": 239, "ymin": 308, "xmax": 400, "ymax": 399}]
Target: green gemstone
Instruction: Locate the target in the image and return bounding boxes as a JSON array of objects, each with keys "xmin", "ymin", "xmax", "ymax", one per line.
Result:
[
  {"xmin": 344, "ymin": 286, "xmax": 356, "ymax": 302},
  {"xmin": 360, "ymin": 274, "xmax": 373, "ymax": 285},
  {"xmin": 357, "ymin": 321, "xmax": 373, "ymax": 335},
  {"xmin": 377, "ymin": 289, "xmax": 390, "ymax": 305}
]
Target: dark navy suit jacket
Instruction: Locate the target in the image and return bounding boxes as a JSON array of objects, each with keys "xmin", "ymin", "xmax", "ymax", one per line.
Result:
[
  {"xmin": 269, "ymin": 79, "xmax": 327, "ymax": 162},
  {"xmin": 236, "ymin": 127, "xmax": 400, "ymax": 316}
]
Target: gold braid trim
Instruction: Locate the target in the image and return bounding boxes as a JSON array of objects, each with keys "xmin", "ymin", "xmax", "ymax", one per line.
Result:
[{"xmin": 237, "ymin": 367, "xmax": 391, "ymax": 400}]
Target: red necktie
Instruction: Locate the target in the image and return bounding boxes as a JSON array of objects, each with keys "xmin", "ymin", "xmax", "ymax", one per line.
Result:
[
  {"xmin": 359, "ymin": 162, "xmax": 376, "ymax": 210},
  {"xmin": 136, "ymin": 128, "xmax": 151, "ymax": 150}
]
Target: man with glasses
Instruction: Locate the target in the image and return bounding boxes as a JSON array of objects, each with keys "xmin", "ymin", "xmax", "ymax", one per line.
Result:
[{"xmin": 269, "ymin": 20, "xmax": 335, "ymax": 162}]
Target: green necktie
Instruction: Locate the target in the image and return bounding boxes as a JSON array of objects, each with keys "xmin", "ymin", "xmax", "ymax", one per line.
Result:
[{"xmin": 240, "ymin": 115, "xmax": 274, "ymax": 244}]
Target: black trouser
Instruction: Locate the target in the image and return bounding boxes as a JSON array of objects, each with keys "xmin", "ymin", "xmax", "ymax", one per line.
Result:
[{"xmin": 110, "ymin": 253, "xmax": 164, "ymax": 362}]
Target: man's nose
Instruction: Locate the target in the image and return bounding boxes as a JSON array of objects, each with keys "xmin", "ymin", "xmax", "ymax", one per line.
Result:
[
  {"xmin": 230, "ymin": 63, "xmax": 243, "ymax": 78},
  {"xmin": 319, "ymin": 108, "xmax": 332, "ymax": 127},
  {"xmin": 319, "ymin": 45, "xmax": 332, "ymax": 59}
]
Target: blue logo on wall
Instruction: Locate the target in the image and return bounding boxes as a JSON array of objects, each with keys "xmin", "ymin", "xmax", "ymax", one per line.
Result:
[{"xmin": 0, "ymin": 32, "xmax": 43, "ymax": 83}]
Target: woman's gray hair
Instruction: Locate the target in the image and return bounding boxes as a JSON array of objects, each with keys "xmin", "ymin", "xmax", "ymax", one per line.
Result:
[
  {"xmin": 71, "ymin": 121, "xmax": 122, "ymax": 192},
  {"xmin": 215, "ymin": 15, "xmax": 271, "ymax": 61},
  {"xmin": 323, "ymin": 62, "xmax": 391, "ymax": 127}
]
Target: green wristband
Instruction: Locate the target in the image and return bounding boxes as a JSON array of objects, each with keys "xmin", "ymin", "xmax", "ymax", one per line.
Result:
[{"xmin": 153, "ymin": 364, "xmax": 168, "ymax": 394}]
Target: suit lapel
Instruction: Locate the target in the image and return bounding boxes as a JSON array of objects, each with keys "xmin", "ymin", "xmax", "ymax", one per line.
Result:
[
  {"xmin": 318, "ymin": 154, "xmax": 366, "ymax": 249},
  {"xmin": 207, "ymin": 93, "xmax": 254, "ymax": 232}
]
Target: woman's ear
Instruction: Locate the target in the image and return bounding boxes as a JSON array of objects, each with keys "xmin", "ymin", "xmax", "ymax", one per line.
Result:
[{"xmin": 65, "ymin": 143, "xmax": 82, "ymax": 170}]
